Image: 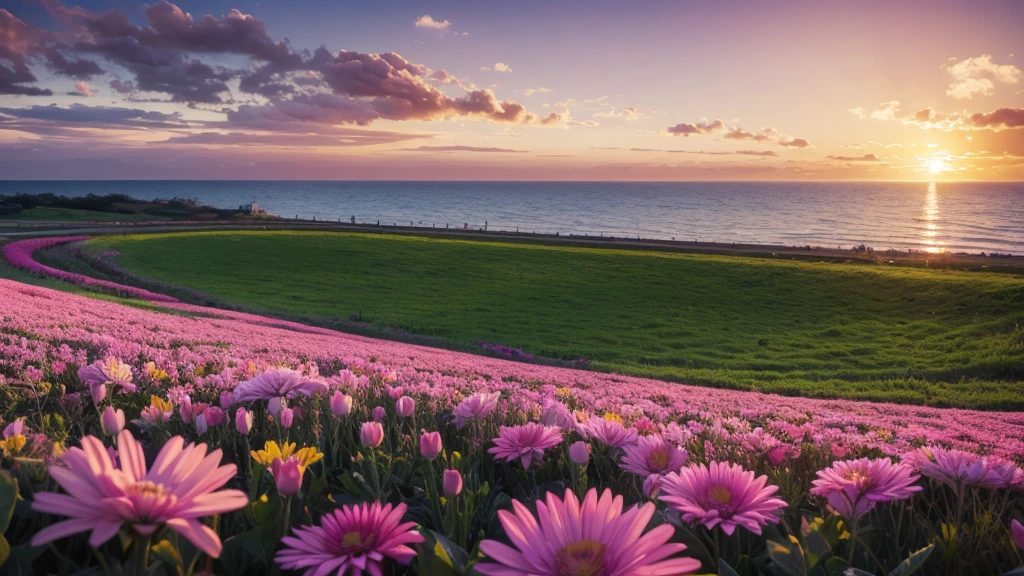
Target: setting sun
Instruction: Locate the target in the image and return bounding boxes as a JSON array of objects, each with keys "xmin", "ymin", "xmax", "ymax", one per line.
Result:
[{"xmin": 928, "ymin": 158, "xmax": 948, "ymax": 174}]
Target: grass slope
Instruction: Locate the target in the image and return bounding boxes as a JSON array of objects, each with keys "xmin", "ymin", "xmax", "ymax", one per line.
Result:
[{"xmin": 88, "ymin": 231, "xmax": 1024, "ymax": 409}]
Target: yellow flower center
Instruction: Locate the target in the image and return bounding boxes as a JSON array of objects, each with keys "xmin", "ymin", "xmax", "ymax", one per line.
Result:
[
  {"xmin": 710, "ymin": 485, "xmax": 732, "ymax": 505},
  {"xmin": 554, "ymin": 540, "xmax": 608, "ymax": 576},
  {"xmin": 649, "ymin": 449, "xmax": 669, "ymax": 470},
  {"xmin": 341, "ymin": 531, "xmax": 363, "ymax": 548}
]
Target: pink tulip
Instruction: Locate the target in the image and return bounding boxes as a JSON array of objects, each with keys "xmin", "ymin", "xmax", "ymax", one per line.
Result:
[
  {"xmin": 330, "ymin": 391, "xmax": 353, "ymax": 418},
  {"xmin": 396, "ymin": 396, "xmax": 415, "ymax": 418},
  {"xmin": 1012, "ymin": 519, "xmax": 1024, "ymax": 549},
  {"xmin": 280, "ymin": 407, "xmax": 295, "ymax": 429},
  {"xmin": 569, "ymin": 441, "xmax": 590, "ymax": 465},
  {"xmin": 420, "ymin": 431, "xmax": 442, "ymax": 459},
  {"xmin": 361, "ymin": 421, "xmax": 384, "ymax": 447},
  {"xmin": 270, "ymin": 458, "xmax": 303, "ymax": 496},
  {"xmin": 443, "ymin": 469, "xmax": 463, "ymax": 496},
  {"xmin": 236, "ymin": 407, "xmax": 254, "ymax": 435},
  {"xmin": 101, "ymin": 406, "xmax": 124, "ymax": 436},
  {"xmin": 372, "ymin": 406, "xmax": 386, "ymax": 422},
  {"xmin": 205, "ymin": 406, "xmax": 226, "ymax": 428}
]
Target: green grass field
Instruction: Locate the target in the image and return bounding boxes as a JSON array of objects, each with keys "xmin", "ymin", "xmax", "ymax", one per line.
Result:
[{"xmin": 87, "ymin": 231, "xmax": 1024, "ymax": 409}]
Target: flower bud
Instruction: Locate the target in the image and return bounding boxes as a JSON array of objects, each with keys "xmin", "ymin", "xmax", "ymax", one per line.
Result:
[
  {"xmin": 270, "ymin": 458, "xmax": 302, "ymax": 496},
  {"xmin": 89, "ymin": 381, "xmax": 106, "ymax": 405},
  {"xmin": 360, "ymin": 421, "xmax": 384, "ymax": 447},
  {"xmin": 395, "ymin": 396, "xmax": 415, "ymax": 418},
  {"xmin": 420, "ymin": 431, "xmax": 442, "ymax": 459},
  {"xmin": 330, "ymin": 391, "xmax": 353, "ymax": 418},
  {"xmin": 101, "ymin": 406, "xmax": 125, "ymax": 436},
  {"xmin": 280, "ymin": 407, "xmax": 295, "ymax": 429},
  {"xmin": 643, "ymin": 474, "xmax": 662, "ymax": 499},
  {"xmin": 236, "ymin": 407, "xmax": 254, "ymax": 435},
  {"xmin": 443, "ymin": 469, "xmax": 463, "ymax": 497},
  {"xmin": 569, "ymin": 441, "xmax": 590, "ymax": 465},
  {"xmin": 372, "ymin": 406, "xmax": 386, "ymax": 422}
]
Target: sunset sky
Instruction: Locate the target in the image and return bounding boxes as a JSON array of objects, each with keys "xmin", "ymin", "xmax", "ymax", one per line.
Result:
[{"xmin": 0, "ymin": 0, "xmax": 1022, "ymax": 180}]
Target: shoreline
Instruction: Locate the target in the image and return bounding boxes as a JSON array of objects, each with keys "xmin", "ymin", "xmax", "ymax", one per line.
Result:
[{"xmin": 2, "ymin": 216, "xmax": 1023, "ymax": 271}]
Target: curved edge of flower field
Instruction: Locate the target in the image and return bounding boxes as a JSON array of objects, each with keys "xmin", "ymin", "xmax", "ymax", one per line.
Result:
[
  {"xmin": 2, "ymin": 275, "xmax": 1022, "ymax": 460},
  {"xmin": 1, "ymin": 235, "xmax": 180, "ymax": 303}
]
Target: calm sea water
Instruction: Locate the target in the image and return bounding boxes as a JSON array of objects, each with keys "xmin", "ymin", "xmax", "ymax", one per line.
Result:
[{"xmin": 2, "ymin": 181, "xmax": 1022, "ymax": 254}]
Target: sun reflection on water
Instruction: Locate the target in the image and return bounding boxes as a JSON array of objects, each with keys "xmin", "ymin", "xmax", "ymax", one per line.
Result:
[{"xmin": 922, "ymin": 182, "xmax": 943, "ymax": 253}]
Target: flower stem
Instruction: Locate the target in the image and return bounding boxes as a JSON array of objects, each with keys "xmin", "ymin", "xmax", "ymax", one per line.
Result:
[{"xmin": 131, "ymin": 533, "xmax": 152, "ymax": 576}]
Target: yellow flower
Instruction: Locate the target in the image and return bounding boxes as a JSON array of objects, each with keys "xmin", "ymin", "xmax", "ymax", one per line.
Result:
[
  {"xmin": 555, "ymin": 387, "xmax": 572, "ymax": 398},
  {"xmin": 602, "ymin": 412, "xmax": 623, "ymax": 423},
  {"xmin": 251, "ymin": 441, "xmax": 322, "ymax": 473},
  {"xmin": 0, "ymin": 434, "xmax": 26, "ymax": 457},
  {"xmin": 251, "ymin": 440, "xmax": 294, "ymax": 465},
  {"xmin": 52, "ymin": 441, "xmax": 65, "ymax": 458},
  {"xmin": 144, "ymin": 362, "xmax": 169, "ymax": 380},
  {"xmin": 150, "ymin": 395, "xmax": 174, "ymax": 412}
]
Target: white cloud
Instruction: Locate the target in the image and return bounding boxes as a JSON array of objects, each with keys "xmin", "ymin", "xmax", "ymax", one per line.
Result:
[
  {"xmin": 944, "ymin": 55, "xmax": 1022, "ymax": 99},
  {"xmin": 414, "ymin": 15, "xmax": 451, "ymax": 29},
  {"xmin": 523, "ymin": 87, "xmax": 552, "ymax": 97},
  {"xmin": 848, "ymin": 101, "xmax": 900, "ymax": 121}
]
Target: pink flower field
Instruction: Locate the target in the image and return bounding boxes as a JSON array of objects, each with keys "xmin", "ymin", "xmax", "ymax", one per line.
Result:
[{"xmin": 1, "ymin": 253, "xmax": 1023, "ymax": 574}]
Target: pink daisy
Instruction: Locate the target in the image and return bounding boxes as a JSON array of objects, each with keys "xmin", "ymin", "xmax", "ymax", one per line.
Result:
[
  {"xmin": 453, "ymin": 391, "xmax": 501, "ymax": 429},
  {"xmin": 619, "ymin": 435, "xmax": 688, "ymax": 477},
  {"xmin": 233, "ymin": 367, "xmax": 328, "ymax": 403},
  {"xmin": 660, "ymin": 461, "xmax": 787, "ymax": 535},
  {"xmin": 489, "ymin": 423, "xmax": 563, "ymax": 468},
  {"xmin": 579, "ymin": 417, "xmax": 638, "ymax": 449},
  {"xmin": 275, "ymin": 501, "xmax": 424, "ymax": 576},
  {"xmin": 810, "ymin": 458, "xmax": 921, "ymax": 519},
  {"xmin": 31, "ymin": 430, "xmax": 247, "ymax": 557},
  {"xmin": 903, "ymin": 446, "xmax": 1005, "ymax": 492},
  {"xmin": 477, "ymin": 487, "xmax": 700, "ymax": 576}
]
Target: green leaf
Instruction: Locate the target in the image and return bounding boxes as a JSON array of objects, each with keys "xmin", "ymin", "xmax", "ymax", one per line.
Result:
[
  {"xmin": 0, "ymin": 471, "xmax": 18, "ymax": 534},
  {"xmin": 0, "ymin": 542, "xmax": 45, "ymax": 575},
  {"xmin": 889, "ymin": 545, "xmax": 934, "ymax": 576},
  {"xmin": 415, "ymin": 531, "xmax": 463, "ymax": 576},
  {"xmin": 150, "ymin": 539, "xmax": 184, "ymax": 576},
  {"xmin": 429, "ymin": 530, "xmax": 469, "ymax": 571},
  {"xmin": 718, "ymin": 558, "xmax": 741, "ymax": 576},
  {"xmin": 766, "ymin": 538, "xmax": 806, "ymax": 576},
  {"xmin": 823, "ymin": 556, "xmax": 848, "ymax": 575},
  {"xmin": 0, "ymin": 535, "xmax": 9, "ymax": 567}
]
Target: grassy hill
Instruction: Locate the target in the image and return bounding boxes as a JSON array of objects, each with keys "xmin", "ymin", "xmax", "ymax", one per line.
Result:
[{"xmin": 86, "ymin": 231, "xmax": 1024, "ymax": 409}]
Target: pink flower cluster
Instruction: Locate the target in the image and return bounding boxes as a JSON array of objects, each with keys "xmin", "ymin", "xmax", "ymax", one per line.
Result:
[{"xmin": 2, "ymin": 236, "xmax": 179, "ymax": 302}]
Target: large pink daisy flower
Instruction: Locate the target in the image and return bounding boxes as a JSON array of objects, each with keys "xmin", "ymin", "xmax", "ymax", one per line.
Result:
[
  {"xmin": 620, "ymin": 435, "xmax": 688, "ymax": 477},
  {"xmin": 233, "ymin": 367, "xmax": 328, "ymax": 403},
  {"xmin": 488, "ymin": 422, "xmax": 563, "ymax": 468},
  {"xmin": 275, "ymin": 501, "xmax": 424, "ymax": 576},
  {"xmin": 810, "ymin": 457, "xmax": 921, "ymax": 519},
  {"xmin": 660, "ymin": 461, "xmax": 787, "ymax": 535},
  {"xmin": 477, "ymin": 487, "xmax": 700, "ymax": 576},
  {"xmin": 31, "ymin": 430, "xmax": 247, "ymax": 557}
]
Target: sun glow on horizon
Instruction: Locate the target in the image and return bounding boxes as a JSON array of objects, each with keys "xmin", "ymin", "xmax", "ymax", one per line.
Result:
[{"xmin": 928, "ymin": 158, "xmax": 948, "ymax": 174}]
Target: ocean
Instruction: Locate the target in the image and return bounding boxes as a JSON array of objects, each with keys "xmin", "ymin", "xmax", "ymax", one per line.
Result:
[{"xmin": 1, "ymin": 180, "xmax": 1022, "ymax": 255}]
